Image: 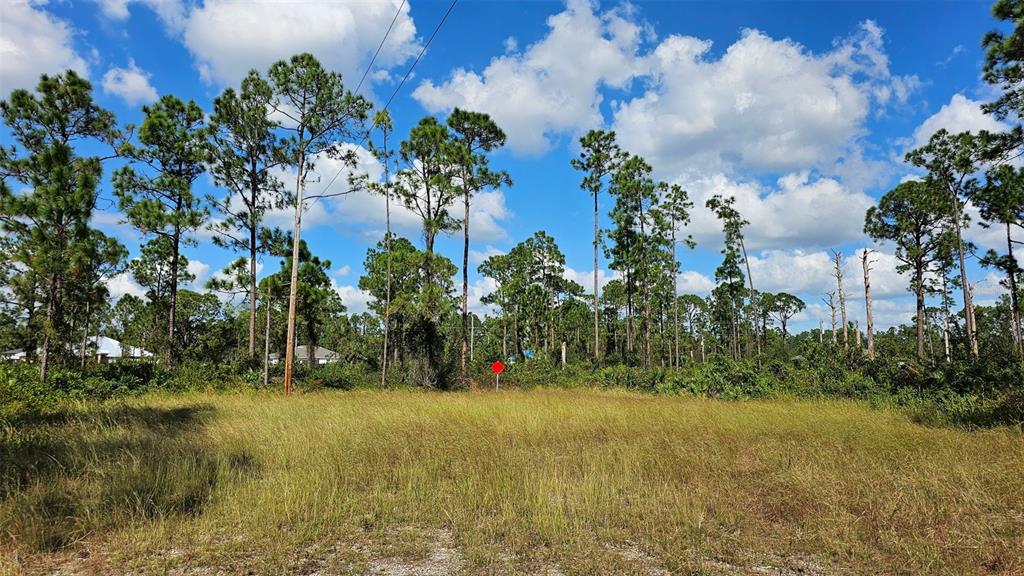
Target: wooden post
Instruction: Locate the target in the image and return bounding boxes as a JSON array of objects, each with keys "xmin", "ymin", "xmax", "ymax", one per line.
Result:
[{"xmin": 561, "ymin": 341, "xmax": 566, "ymax": 369}]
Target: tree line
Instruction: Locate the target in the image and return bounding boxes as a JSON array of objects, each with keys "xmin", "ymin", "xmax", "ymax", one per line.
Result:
[{"xmin": 2, "ymin": 0, "xmax": 1023, "ymax": 391}]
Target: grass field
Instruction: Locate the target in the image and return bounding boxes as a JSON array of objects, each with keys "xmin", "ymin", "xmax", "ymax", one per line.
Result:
[{"xmin": 2, "ymin": 389, "xmax": 1022, "ymax": 575}]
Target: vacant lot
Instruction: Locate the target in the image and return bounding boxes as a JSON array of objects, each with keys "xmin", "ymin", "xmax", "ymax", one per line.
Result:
[{"xmin": 2, "ymin": 389, "xmax": 1022, "ymax": 575}]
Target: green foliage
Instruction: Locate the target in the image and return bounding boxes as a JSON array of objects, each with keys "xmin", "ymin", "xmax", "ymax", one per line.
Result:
[{"xmin": 0, "ymin": 71, "xmax": 125, "ymax": 380}]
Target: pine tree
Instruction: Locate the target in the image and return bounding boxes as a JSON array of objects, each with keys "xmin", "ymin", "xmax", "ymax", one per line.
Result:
[
  {"xmin": 0, "ymin": 71, "xmax": 123, "ymax": 381},
  {"xmin": 114, "ymin": 95, "xmax": 209, "ymax": 366},
  {"xmin": 207, "ymin": 70, "xmax": 288, "ymax": 359}
]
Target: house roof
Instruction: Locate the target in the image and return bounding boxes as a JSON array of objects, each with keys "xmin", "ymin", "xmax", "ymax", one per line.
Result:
[
  {"xmin": 82, "ymin": 336, "xmax": 152, "ymax": 358},
  {"xmin": 269, "ymin": 345, "xmax": 339, "ymax": 361}
]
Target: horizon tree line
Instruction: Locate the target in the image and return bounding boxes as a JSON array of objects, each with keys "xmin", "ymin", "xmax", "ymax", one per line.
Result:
[{"xmin": 2, "ymin": 0, "xmax": 1024, "ymax": 386}]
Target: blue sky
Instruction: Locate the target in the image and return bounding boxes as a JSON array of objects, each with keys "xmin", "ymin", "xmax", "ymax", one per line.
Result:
[{"xmin": 0, "ymin": 0, "xmax": 1014, "ymax": 332}]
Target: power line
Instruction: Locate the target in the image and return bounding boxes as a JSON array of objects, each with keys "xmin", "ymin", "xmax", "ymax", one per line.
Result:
[
  {"xmin": 353, "ymin": 0, "xmax": 407, "ymax": 96},
  {"xmin": 309, "ymin": 0, "xmax": 458, "ymax": 206},
  {"xmin": 380, "ymin": 0, "xmax": 457, "ymax": 113}
]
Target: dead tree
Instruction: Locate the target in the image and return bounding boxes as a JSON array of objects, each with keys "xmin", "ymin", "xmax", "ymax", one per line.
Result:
[
  {"xmin": 823, "ymin": 291, "xmax": 838, "ymax": 344},
  {"xmin": 861, "ymin": 249, "xmax": 877, "ymax": 359},
  {"xmin": 831, "ymin": 250, "xmax": 848, "ymax": 350}
]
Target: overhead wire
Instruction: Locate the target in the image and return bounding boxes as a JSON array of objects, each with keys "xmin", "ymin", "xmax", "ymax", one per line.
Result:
[{"xmin": 306, "ymin": 0, "xmax": 458, "ymax": 209}]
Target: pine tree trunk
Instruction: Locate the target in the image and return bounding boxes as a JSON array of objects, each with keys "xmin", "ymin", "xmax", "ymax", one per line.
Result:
[
  {"xmin": 1006, "ymin": 223, "xmax": 1022, "ymax": 354},
  {"xmin": 672, "ymin": 228, "xmax": 679, "ymax": 367},
  {"xmin": 283, "ymin": 148, "xmax": 305, "ymax": 396},
  {"xmin": 39, "ymin": 277, "xmax": 57, "ymax": 383},
  {"xmin": 950, "ymin": 190, "xmax": 979, "ymax": 357},
  {"xmin": 80, "ymin": 301, "xmax": 91, "ymax": 369},
  {"xmin": 942, "ymin": 280, "xmax": 952, "ymax": 365},
  {"xmin": 639, "ymin": 196, "xmax": 651, "ymax": 369},
  {"xmin": 263, "ymin": 288, "xmax": 271, "ymax": 388},
  {"xmin": 593, "ymin": 190, "xmax": 600, "ymax": 360},
  {"xmin": 167, "ymin": 227, "xmax": 181, "ymax": 367},
  {"xmin": 915, "ymin": 268, "xmax": 926, "ymax": 362},
  {"xmin": 739, "ymin": 237, "xmax": 761, "ymax": 356},
  {"xmin": 381, "ymin": 139, "xmax": 392, "ymax": 387},
  {"xmin": 248, "ymin": 188, "xmax": 258, "ymax": 358},
  {"xmin": 460, "ymin": 182, "xmax": 470, "ymax": 387}
]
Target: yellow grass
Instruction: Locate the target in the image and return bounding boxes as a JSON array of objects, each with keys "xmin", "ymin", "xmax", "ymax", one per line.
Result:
[{"xmin": 2, "ymin": 389, "xmax": 1022, "ymax": 575}]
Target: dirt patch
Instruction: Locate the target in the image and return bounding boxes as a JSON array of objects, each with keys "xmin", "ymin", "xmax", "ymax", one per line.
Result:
[{"xmin": 358, "ymin": 528, "xmax": 463, "ymax": 576}]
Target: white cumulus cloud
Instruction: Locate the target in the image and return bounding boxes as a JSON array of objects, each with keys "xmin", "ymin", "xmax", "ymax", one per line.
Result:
[
  {"xmin": 911, "ymin": 94, "xmax": 1008, "ymax": 149},
  {"xmin": 686, "ymin": 171, "xmax": 876, "ymax": 251},
  {"xmin": 182, "ymin": 0, "xmax": 420, "ymax": 87},
  {"xmin": 0, "ymin": 0, "xmax": 88, "ymax": 93},
  {"xmin": 102, "ymin": 60, "xmax": 158, "ymax": 105},
  {"xmin": 414, "ymin": 0, "xmax": 647, "ymax": 155}
]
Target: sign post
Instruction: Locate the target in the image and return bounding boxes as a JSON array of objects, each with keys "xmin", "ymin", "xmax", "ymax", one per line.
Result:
[{"xmin": 490, "ymin": 360, "xmax": 505, "ymax": 390}]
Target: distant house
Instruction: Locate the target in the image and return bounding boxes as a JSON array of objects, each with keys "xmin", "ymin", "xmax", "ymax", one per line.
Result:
[
  {"xmin": 1, "ymin": 348, "xmax": 27, "ymax": 362},
  {"xmin": 79, "ymin": 336, "xmax": 153, "ymax": 362},
  {"xmin": 269, "ymin": 345, "xmax": 340, "ymax": 366},
  {"xmin": 0, "ymin": 337, "xmax": 152, "ymax": 364}
]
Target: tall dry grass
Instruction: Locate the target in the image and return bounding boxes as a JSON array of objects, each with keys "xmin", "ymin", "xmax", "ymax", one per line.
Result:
[{"xmin": 3, "ymin": 389, "xmax": 1022, "ymax": 574}]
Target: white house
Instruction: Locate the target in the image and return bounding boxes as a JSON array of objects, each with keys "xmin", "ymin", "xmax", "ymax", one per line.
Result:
[
  {"xmin": 79, "ymin": 336, "xmax": 152, "ymax": 362},
  {"xmin": 1, "ymin": 337, "xmax": 152, "ymax": 363},
  {"xmin": 1, "ymin": 348, "xmax": 27, "ymax": 362},
  {"xmin": 268, "ymin": 345, "xmax": 340, "ymax": 366}
]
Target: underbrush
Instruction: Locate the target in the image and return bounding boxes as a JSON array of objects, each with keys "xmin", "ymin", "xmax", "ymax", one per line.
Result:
[
  {"xmin": 492, "ymin": 351, "xmax": 1024, "ymax": 428},
  {"xmin": 2, "ymin": 351, "xmax": 1022, "ymax": 429}
]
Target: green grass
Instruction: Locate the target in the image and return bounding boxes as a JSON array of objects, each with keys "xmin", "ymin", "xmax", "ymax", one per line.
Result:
[{"xmin": 2, "ymin": 389, "xmax": 1022, "ymax": 575}]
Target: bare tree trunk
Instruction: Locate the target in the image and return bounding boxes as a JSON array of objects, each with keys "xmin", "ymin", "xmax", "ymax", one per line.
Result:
[
  {"xmin": 248, "ymin": 213, "xmax": 257, "ymax": 358},
  {"xmin": 639, "ymin": 196, "xmax": 652, "ymax": 369},
  {"xmin": 625, "ymin": 269, "xmax": 633, "ymax": 355},
  {"xmin": 825, "ymin": 291, "xmax": 837, "ymax": 344},
  {"xmin": 1006, "ymin": 223, "xmax": 1022, "ymax": 354},
  {"xmin": 593, "ymin": 190, "xmax": 600, "ymax": 360},
  {"xmin": 832, "ymin": 250, "xmax": 848, "ymax": 350},
  {"xmin": 942, "ymin": 273, "xmax": 952, "ymax": 364},
  {"xmin": 167, "ymin": 227, "xmax": 181, "ymax": 367},
  {"xmin": 39, "ymin": 278, "xmax": 57, "ymax": 383},
  {"xmin": 80, "ymin": 301, "xmax": 91, "ymax": 369},
  {"xmin": 738, "ymin": 237, "xmax": 761, "ymax": 356},
  {"xmin": 283, "ymin": 149, "xmax": 305, "ymax": 396},
  {"xmin": 949, "ymin": 190, "xmax": 979, "ymax": 357},
  {"xmin": 263, "ymin": 289, "xmax": 272, "ymax": 388},
  {"xmin": 460, "ymin": 179, "xmax": 470, "ymax": 387},
  {"xmin": 915, "ymin": 273, "xmax": 926, "ymax": 362},
  {"xmin": 671, "ymin": 226, "xmax": 679, "ymax": 367},
  {"xmin": 381, "ymin": 134, "xmax": 393, "ymax": 388},
  {"xmin": 862, "ymin": 250, "xmax": 875, "ymax": 359}
]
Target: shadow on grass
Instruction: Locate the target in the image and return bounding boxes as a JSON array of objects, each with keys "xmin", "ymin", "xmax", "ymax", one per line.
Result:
[{"xmin": 1, "ymin": 402, "xmax": 256, "ymax": 552}]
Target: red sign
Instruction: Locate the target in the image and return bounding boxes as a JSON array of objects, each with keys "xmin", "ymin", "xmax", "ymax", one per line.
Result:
[{"xmin": 490, "ymin": 360, "xmax": 505, "ymax": 375}]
